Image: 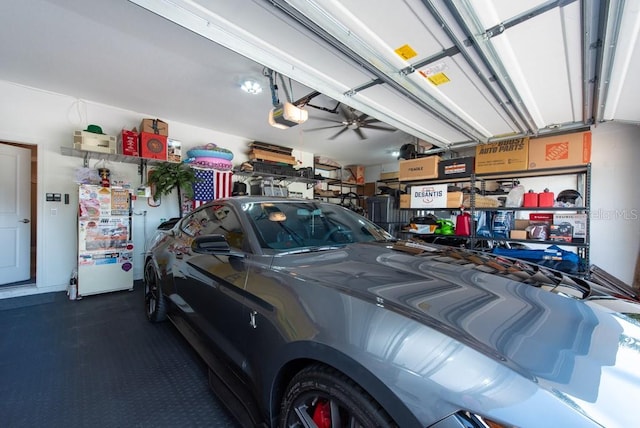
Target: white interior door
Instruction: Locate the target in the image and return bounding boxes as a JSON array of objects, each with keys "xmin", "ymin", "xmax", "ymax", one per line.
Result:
[{"xmin": 0, "ymin": 144, "xmax": 31, "ymax": 284}]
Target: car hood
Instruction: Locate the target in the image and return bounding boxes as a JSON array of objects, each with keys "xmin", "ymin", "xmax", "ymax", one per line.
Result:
[{"xmin": 274, "ymin": 243, "xmax": 640, "ymax": 426}]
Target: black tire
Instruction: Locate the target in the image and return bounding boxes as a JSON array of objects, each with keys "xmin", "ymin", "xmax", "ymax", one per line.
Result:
[
  {"xmin": 144, "ymin": 260, "xmax": 167, "ymax": 322},
  {"xmin": 279, "ymin": 364, "xmax": 396, "ymax": 428}
]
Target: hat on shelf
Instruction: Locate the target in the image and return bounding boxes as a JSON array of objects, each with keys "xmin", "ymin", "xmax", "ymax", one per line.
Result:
[{"xmin": 84, "ymin": 124, "xmax": 105, "ymax": 134}]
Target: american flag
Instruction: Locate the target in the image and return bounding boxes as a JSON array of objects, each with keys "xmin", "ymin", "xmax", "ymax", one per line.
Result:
[{"xmin": 190, "ymin": 168, "xmax": 233, "ymax": 209}]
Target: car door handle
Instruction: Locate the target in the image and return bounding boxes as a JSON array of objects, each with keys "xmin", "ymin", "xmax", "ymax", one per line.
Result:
[
  {"xmin": 249, "ymin": 311, "xmax": 257, "ymax": 329},
  {"xmin": 19, "ymin": 219, "xmax": 30, "ymax": 223}
]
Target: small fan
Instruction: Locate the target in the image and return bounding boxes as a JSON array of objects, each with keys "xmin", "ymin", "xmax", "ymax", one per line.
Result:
[{"xmin": 304, "ymin": 104, "xmax": 396, "ymax": 140}]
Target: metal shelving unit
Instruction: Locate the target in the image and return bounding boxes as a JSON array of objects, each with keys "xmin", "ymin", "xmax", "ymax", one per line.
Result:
[
  {"xmin": 60, "ymin": 146, "xmax": 176, "ymax": 184},
  {"xmin": 398, "ymin": 164, "xmax": 592, "ymax": 276}
]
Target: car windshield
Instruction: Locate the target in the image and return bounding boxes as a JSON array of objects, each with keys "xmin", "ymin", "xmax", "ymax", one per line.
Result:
[{"xmin": 242, "ymin": 200, "xmax": 394, "ymax": 252}]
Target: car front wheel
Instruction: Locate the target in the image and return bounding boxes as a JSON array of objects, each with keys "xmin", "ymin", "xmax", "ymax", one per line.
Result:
[
  {"xmin": 144, "ymin": 260, "xmax": 166, "ymax": 322},
  {"xmin": 279, "ymin": 364, "xmax": 396, "ymax": 428}
]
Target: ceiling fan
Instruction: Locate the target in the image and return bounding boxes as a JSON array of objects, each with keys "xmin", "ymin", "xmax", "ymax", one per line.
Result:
[{"xmin": 304, "ymin": 103, "xmax": 396, "ymax": 140}]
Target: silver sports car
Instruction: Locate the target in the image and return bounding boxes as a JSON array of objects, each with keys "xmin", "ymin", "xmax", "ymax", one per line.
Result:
[{"xmin": 144, "ymin": 196, "xmax": 640, "ymax": 427}]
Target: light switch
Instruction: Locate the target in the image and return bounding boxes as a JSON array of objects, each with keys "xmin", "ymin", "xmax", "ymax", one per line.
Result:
[{"xmin": 51, "ymin": 208, "xmax": 57, "ymax": 216}]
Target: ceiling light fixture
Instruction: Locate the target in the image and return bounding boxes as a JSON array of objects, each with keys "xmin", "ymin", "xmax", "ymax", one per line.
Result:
[{"xmin": 240, "ymin": 79, "xmax": 262, "ymax": 94}]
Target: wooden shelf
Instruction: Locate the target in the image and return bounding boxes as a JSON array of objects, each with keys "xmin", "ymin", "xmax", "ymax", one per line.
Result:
[{"xmin": 314, "ymin": 162, "xmax": 341, "ymax": 171}]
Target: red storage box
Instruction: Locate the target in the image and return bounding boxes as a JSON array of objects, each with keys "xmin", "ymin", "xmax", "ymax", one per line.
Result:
[
  {"xmin": 140, "ymin": 132, "xmax": 167, "ymax": 160},
  {"xmin": 529, "ymin": 213, "xmax": 554, "ymax": 224},
  {"xmin": 120, "ymin": 129, "xmax": 139, "ymax": 157},
  {"xmin": 523, "ymin": 190, "xmax": 538, "ymax": 207},
  {"xmin": 538, "ymin": 189, "xmax": 555, "ymax": 207}
]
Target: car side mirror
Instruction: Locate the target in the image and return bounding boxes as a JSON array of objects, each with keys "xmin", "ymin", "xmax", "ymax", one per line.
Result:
[{"xmin": 192, "ymin": 234, "xmax": 244, "ymax": 258}]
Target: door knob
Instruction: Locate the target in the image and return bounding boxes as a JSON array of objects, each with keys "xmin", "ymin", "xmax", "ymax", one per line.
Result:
[{"xmin": 19, "ymin": 219, "xmax": 30, "ymax": 223}]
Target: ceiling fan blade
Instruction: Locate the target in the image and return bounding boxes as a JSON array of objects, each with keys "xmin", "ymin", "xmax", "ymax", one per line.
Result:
[
  {"xmin": 309, "ymin": 116, "xmax": 345, "ymax": 124},
  {"xmin": 362, "ymin": 124, "xmax": 396, "ymax": 132},
  {"xmin": 329, "ymin": 126, "xmax": 350, "ymax": 140},
  {"xmin": 361, "ymin": 117, "xmax": 381, "ymax": 124},
  {"xmin": 304, "ymin": 124, "xmax": 346, "ymax": 132},
  {"xmin": 354, "ymin": 127, "xmax": 366, "ymax": 140}
]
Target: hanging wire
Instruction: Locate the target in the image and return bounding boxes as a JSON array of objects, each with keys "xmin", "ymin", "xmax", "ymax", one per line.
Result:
[
  {"xmin": 266, "ymin": 69, "xmax": 280, "ymax": 107},
  {"xmin": 266, "ymin": 68, "xmax": 300, "ymax": 106}
]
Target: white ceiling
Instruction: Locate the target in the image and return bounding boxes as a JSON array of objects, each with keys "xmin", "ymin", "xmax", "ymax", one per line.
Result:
[{"xmin": 1, "ymin": 0, "xmax": 638, "ymax": 166}]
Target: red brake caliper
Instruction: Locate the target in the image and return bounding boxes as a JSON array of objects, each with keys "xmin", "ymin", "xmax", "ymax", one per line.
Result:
[{"xmin": 312, "ymin": 399, "xmax": 331, "ymax": 428}]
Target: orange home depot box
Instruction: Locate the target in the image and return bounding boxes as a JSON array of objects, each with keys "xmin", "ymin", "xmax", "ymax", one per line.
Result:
[
  {"xmin": 398, "ymin": 156, "xmax": 440, "ymax": 181},
  {"xmin": 140, "ymin": 132, "xmax": 167, "ymax": 160},
  {"xmin": 528, "ymin": 131, "xmax": 591, "ymax": 169},
  {"xmin": 475, "ymin": 138, "xmax": 529, "ymax": 174}
]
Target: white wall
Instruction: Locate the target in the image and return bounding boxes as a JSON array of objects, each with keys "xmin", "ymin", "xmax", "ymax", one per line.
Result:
[
  {"xmin": 590, "ymin": 122, "xmax": 640, "ymax": 284},
  {"xmin": 0, "ymin": 80, "xmax": 313, "ymax": 298}
]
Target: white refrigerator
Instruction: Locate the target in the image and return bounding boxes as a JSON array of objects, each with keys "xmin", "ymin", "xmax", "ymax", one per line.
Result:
[{"xmin": 77, "ymin": 185, "xmax": 134, "ymax": 297}]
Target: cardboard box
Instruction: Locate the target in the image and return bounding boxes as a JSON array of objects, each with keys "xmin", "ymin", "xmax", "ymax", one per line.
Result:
[
  {"xmin": 475, "ymin": 138, "xmax": 529, "ymax": 174},
  {"xmin": 553, "ymin": 213, "xmax": 587, "ymax": 241},
  {"xmin": 380, "ymin": 171, "xmax": 399, "ymax": 181},
  {"xmin": 510, "ymin": 230, "xmax": 528, "ymax": 240},
  {"xmin": 167, "ymin": 138, "xmax": 182, "ymax": 163},
  {"xmin": 438, "ymin": 157, "xmax": 474, "ymax": 178},
  {"xmin": 140, "ymin": 132, "xmax": 167, "ymax": 160},
  {"xmin": 529, "ymin": 213, "xmax": 554, "ymax": 224},
  {"xmin": 345, "ymin": 165, "xmax": 365, "ymax": 184},
  {"xmin": 119, "ymin": 129, "xmax": 139, "ymax": 157},
  {"xmin": 399, "ymin": 194, "xmax": 411, "ymax": 208},
  {"xmin": 73, "ymin": 130, "xmax": 117, "ymax": 154},
  {"xmin": 446, "ymin": 191, "xmax": 463, "ymax": 208},
  {"xmin": 528, "ymin": 131, "xmax": 591, "ymax": 169},
  {"xmin": 514, "ymin": 219, "xmax": 530, "ymax": 230},
  {"xmin": 550, "ymin": 223, "xmax": 573, "ymax": 242},
  {"xmin": 527, "ymin": 223, "xmax": 550, "ymax": 240},
  {"xmin": 399, "ymin": 156, "xmax": 440, "ymax": 181},
  {"xmin": 140, "ymin": 118, "xmax": 169, "ymax": 136}
]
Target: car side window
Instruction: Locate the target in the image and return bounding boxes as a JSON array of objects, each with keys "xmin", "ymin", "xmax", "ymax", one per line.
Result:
[
  {"xmin": 180, "ymin": 204, "xmax": 246, "ymax": 251},
  {"xmin": 180, "ymin": 210, "xmax": 207, "ymax": 237}
]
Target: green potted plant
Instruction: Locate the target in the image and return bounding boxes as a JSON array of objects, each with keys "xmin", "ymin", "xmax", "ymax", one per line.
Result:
[{"xmin": 147, "ymin": 162, "xmax": 197, "ymax": 217}]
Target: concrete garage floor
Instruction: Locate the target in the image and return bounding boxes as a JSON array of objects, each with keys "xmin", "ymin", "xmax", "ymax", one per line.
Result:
[{"xmin": 0, "ymin": 282, "xmax": 240, "ymax": 428}]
